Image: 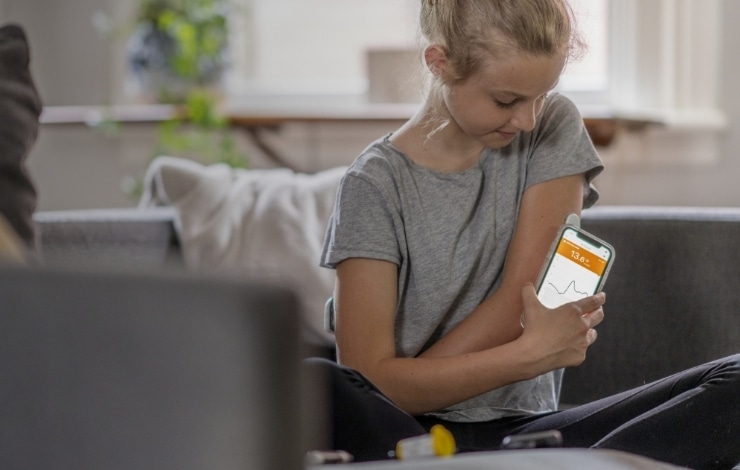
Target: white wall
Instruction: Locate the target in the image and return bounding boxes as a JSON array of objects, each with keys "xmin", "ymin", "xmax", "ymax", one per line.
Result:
[
  {"xmin": 592, "ymin": 0, "xmax": 740, "ymax": 207},
  {"xmin": 5, "ymin": 0, "xmax": 740, "ymax": 210}
]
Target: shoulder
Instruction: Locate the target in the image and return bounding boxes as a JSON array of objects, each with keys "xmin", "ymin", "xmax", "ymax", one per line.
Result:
[
  {"xmin": 539, "ymin": 93, "xmax": 583, "ymax": 127},
  {"xmin": 522, "ymin": 93, "xmax": 590, "ymax": 150},
  {"xmin": 518, "ymin": 93, "xmax": 603, "ymax": 204},
  {"xmin": 345, "ymin": 136, "xmax": 407, "ymax": 190}
]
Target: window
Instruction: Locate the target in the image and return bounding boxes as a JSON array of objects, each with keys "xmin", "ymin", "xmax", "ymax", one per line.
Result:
[
  {"xmin": 227, "ymin": 0, "xmax": 726, "ymax": 165},
  {"xmin": 598, "ymin": 0, "xmax": 725, "ymax": 165},
  {"xmin": 227, "ymin": 0, "xmax": 420, "ymax": 97},
  {"xmin": 226, "ymin": 0, "xmax": 609, "ymax": 102},
  {"xmin": 558, "ymin": 0, "xmax": 610, "ymax": 105},
  {"xmin": 605, "ymin": 0, "xmax": 723, "ymax": 128}
]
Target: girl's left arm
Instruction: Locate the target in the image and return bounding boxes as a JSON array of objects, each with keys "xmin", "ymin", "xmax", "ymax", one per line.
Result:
[{"xmin": 420, "ymin": 172, "xmax": 587, "ymax": 358}]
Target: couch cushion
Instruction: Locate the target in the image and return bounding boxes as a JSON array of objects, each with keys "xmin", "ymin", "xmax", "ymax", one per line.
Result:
[{"xmin": 0, "ymin": 24, "xmax": 41, "ymax": 247}]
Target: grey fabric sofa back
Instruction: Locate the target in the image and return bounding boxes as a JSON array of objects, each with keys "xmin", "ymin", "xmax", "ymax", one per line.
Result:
[
  {"xmin": 31, "ymin": 205, "xmax": 740, "ymax": 409},
  {"xmin": 561, "ymin": 206, "xmax": 740, "ymax": 406},
  {"xmin": 0, "ymin": 265, "xmax": 305, "ymax": 470}
]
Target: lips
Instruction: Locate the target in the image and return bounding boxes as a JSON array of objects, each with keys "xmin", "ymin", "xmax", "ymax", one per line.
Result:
[{"xmin": 496, "ymin": 130, "xmax": 518, "ymax": 139}]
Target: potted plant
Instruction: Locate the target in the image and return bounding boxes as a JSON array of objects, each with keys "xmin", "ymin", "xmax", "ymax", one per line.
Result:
[
  {"xmin": 119, "ymin": 0, "xmax": 248, "ymax": 198},
  {"xmin": 127, "ymin": 0, "xmax": 230, "ymax": 103}
]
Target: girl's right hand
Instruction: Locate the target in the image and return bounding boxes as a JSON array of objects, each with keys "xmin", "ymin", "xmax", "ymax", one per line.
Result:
[{"xmin": 519, "ymin": 283, "xmax": 606, "ymax": 371}]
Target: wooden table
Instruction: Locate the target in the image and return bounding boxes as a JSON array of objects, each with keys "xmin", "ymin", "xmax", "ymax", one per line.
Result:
[{"xmin": 41, "ymin": 103, "xmax": 652, "ymax": 170}]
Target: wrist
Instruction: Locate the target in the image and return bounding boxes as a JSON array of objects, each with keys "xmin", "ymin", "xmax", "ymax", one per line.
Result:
[{"xmin": 512, "ymin": 334, "xmax": 554, "ymax": 379}]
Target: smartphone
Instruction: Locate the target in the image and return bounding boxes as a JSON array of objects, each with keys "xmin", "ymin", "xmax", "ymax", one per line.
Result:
[{"xmin": 535, "ymin": 224, "xmax": 615, "ymax": 309}]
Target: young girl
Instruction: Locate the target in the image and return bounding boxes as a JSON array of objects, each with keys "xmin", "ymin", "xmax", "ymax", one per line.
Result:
[{"xmin": 314, "ymin": 0, "xmax": 740, "ymax": 467}]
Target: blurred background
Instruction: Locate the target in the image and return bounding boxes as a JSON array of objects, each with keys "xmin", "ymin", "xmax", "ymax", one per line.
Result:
[{"xmin": 1, "ymin": 0, "xmax": 738, "ymax": 211}]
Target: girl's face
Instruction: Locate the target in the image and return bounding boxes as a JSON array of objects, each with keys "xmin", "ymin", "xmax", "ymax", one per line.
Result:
[{"xmin": 441, "ymin": 51, "xmax": 566, "ymax": 149}]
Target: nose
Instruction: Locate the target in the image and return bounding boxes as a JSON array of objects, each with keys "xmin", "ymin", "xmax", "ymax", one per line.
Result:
[{"xmin": 509, "ymin": 102, "xmax": 538, "ymax": 132}]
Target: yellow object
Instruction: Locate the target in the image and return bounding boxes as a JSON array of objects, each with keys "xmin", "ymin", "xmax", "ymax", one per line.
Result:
[{"xmin": 395, "ymin": 424, "xmax": 456, "ymax": 460}]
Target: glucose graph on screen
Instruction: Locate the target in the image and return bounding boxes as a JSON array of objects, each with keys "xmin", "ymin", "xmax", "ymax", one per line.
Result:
[
  {"xmin": 537, "ymin": 254, "xmax": 600, "ymax": 308},
  {"xmin": 547, "ymin": 280, "xmax": 589, "ymax": 297},
  {"xmin": 537, "ymin": 229, "xmax": 610, "ymax": 309}
]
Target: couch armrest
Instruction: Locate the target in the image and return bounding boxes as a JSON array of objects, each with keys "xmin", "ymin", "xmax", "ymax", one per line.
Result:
[{"xmin": 33, "ymin": 207, "xmax": 180, "ymax": 270}]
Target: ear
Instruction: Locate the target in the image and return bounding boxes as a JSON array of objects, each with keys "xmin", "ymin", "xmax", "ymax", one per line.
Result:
[{"xmin": 424, "ymin": 45, "xmax": 449, "ymax": 79}]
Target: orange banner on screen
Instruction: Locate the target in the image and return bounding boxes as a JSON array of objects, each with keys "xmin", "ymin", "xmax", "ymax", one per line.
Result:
[{"xmin": 557, "ymin": 238, "xmax": 607, "ymax": 276}]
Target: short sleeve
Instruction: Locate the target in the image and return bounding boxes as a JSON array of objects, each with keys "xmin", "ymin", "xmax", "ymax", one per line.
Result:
[
  {"xmin": 320, "ymin": 171, "xmax": 403, "ymax": 269},
  {"xmin": 523, "ymin": 94, "xmax": 603, "ymax": 208}
]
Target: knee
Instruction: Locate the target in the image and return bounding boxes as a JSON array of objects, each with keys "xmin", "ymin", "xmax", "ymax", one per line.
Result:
[
  {"xmin": 707, "ymin": 354, "xmax": 740, "ymax": 388},
  {"xmin": 303, "ymin": 356, "xmax": 381, "ymax": 397},
  {"xmin": 719, "ymin": 353, "xmax": 740, "ymax": 373},
  {"xmin": 729, "ymin": 353, "xmax": 740, "ymax": 374}
]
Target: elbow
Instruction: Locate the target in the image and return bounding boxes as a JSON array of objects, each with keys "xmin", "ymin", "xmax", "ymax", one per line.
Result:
[
  {"xmin": 339, "ymin": 359, "xmax": 431, "ymax": 416},
  {"xmin": 337, "ymin": 354, "xmax": 451, "ymax": 416},
  {"xmin": 366, "ymin": 368, "xmax": 441, "ymax": 416}
]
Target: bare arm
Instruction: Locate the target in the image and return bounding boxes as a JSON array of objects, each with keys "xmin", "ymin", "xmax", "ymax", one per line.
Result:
[
  {"xmin": 421, "ymin": 173, "xmax": 587, "ymax": 358},
  {"xmin": 334, "ymin": 174, "xmax": 605, "ymax": 415},
  {"xmin": 334, "ymin": 257, "xmax": 604, "ymax": 415}
]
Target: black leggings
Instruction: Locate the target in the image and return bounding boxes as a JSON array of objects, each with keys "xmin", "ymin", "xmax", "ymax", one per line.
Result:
[{"xmin": 305, "ymin": 354, "xmax": 740, "ymax": 469}]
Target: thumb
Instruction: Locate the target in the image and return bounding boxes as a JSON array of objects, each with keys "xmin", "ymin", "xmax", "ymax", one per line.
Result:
[{"xmin": 521, "ymin": 283, "xmax": 542, "ymax": 310}]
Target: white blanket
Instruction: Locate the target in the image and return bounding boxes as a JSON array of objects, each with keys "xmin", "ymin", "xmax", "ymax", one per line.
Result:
[{"xmin": 140, "ymin": 156, "xmax": 346, "ymax": 345}]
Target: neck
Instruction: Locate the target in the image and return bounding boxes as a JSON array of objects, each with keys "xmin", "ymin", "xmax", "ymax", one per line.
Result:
[{"xmin": 390, "ymin": 101, "xmax": 485, "ymax": 173}]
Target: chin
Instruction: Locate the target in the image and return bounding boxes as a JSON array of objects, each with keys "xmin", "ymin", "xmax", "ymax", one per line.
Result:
[{"xmin": 481, "ymin": 134, "xmax": 515, "ymax": 150}]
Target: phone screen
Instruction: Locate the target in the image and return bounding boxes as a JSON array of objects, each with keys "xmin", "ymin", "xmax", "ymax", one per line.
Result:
[{"xmin": 536, "ymin": 226, "xmax": 613, "ymax": 309}]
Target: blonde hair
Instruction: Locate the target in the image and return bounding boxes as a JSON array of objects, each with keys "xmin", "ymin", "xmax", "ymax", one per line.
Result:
[
  {"xmin": 419, "ymin": 0, "xmax": 584, "ymax": 133},
  {"xmin": 421, "ymin": 0, "xmax": 584, "ymax": 82}
]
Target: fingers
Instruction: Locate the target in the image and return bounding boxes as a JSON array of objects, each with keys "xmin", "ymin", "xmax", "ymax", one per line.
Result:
[
  {"xmin": 572, "ymin": 291, "xmax": 606, "ymax": 315},
  {"xmin": 561, "ymin": 293, "xmax": 606, "ymax": 332},
  {"xmin": 523, "ymin": 284, "xmax": 605, "ymax": 317},
  {"xmin": 521, "ymin": 283, "xmax": 606, "ymax": 339},
  {"xmin": 586, "ymin": 328, "xmax": 598, "ymax": 345},
  {"xmin": 584, "ymin": 306, "xmax": 605, "ymax": 329}
]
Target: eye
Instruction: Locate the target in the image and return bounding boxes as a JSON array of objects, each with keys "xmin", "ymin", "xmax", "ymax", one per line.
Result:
[{"xmin": 494, "ymin": 98, "xmax": 518, "ymax": 110}]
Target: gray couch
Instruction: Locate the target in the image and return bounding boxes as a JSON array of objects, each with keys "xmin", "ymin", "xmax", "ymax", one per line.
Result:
[
  {"xmin": 32, "ymin": 204, "xmax": 740, "ymax": 407},
  {"xmin": 0, "ymin": 263, "xmax": 306, "ymax": 470},
  {"xmin": 33, "ymin": 207, "xmax": 181, "ymax": 270}
]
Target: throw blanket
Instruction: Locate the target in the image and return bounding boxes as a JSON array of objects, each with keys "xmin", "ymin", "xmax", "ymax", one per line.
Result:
[{"xmin": 140, "ymin": 156, "xmax": 346, "ymax": 345}]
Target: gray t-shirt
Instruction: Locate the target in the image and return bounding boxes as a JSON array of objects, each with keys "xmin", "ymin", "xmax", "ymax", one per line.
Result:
[{"xmin": 321, "ymin": 93, "xmax": 603, "ymax": 422}]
